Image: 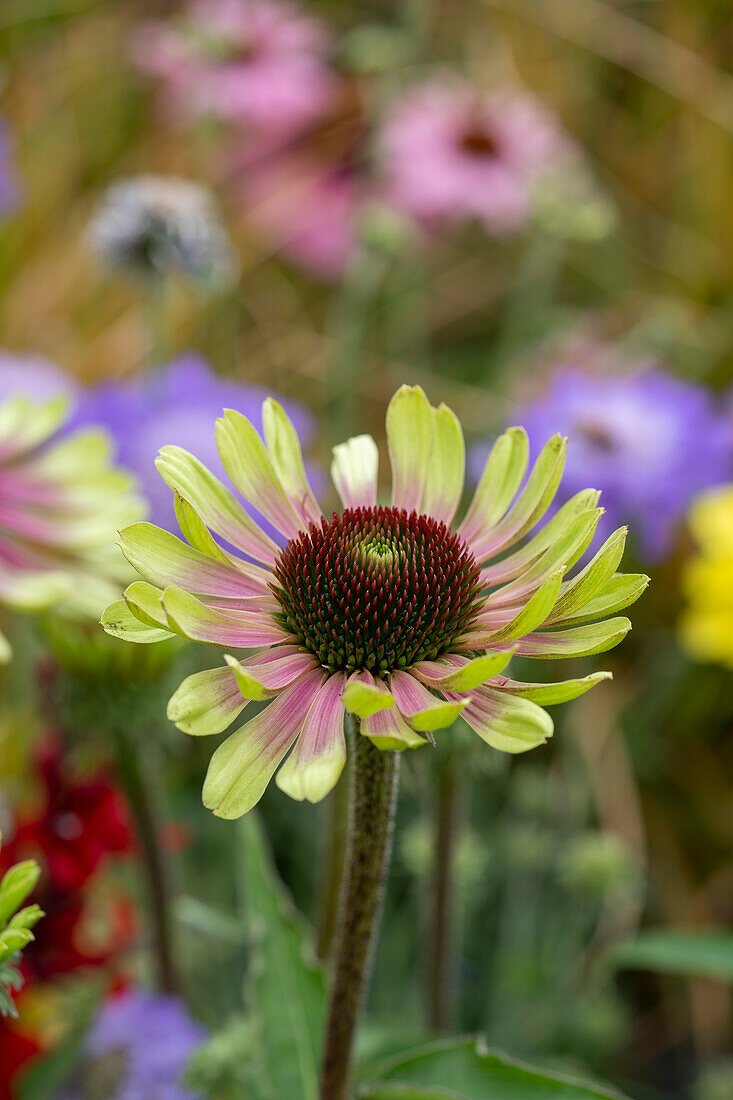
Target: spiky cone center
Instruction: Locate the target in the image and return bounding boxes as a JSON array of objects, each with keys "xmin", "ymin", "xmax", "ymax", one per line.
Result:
[{"xmin": 272, "ymin": 506, "xmax": 483, "ymax": 677}]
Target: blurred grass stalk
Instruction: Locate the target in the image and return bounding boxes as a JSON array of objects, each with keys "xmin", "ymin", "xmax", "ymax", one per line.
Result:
[{"xmin": 111, "ymin": 723, "xmax": 180, "ymax": 996}]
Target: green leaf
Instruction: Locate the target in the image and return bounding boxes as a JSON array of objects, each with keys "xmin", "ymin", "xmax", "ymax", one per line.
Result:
[
  {"xmin": 361, "ymin": 1085, "xmax": 465, "ymax": 1098},
  {"xmin": 611, "ymin": 930, "xmax": 733, "ymax": 982},
  {"xmin": 16, "ymin": 979, "xmax": 103, "ymax": 1100},
  {"xmin": 360, "ymin": 1036, "xmax": 627, "ymax": 1100},
  {"xmin": 0, "ymin": 859, "xmax": 40, "ymax": 925},
  {"xmin": 238, "ymin": 814, "xmax": 327, "ymax": 1100},
  {"xmin": 17, "ymin": 1034, "xmax": 87, "ymax": 1100},
  {"xmin": 174, "ymin": 895, "xmax": 246, "ymax": 945}
]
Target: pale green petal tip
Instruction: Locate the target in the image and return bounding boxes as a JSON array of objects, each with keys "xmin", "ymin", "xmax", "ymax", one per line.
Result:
[
  {"xmin": 223, "ymin": 654, "xmax": 273, "ymax": 702},
  {"xmin": 342, "ymin": 680, "xmax": 395, "ymax": 718},
  {"xmin": 276, "ymin": 755, "xmax": 345, "ymax": 804},
  {"xmin": 408, "ymin": 697, "xmax": 469, "ymax": 733}
]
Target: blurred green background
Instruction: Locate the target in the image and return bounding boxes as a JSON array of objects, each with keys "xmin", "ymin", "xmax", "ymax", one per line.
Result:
[{"xmin": 0, "ymin": 2, "xmax": 731, "ymax": 1099}]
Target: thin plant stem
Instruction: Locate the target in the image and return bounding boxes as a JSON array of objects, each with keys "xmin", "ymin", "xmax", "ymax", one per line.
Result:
[
  {"xmin": 325, "ymin": 246, "xmax": 389, "ymax": 440},
  {"xmin": 316, "ymin": 763, "xmax": 350, "ymax": 962},
  {"xmin": 141, "ymin": 276, "xmax": 168, "ymax": 370},
  {"xmin": 320, "ymin": 717, "xmax": 400, "ymax": 1100},
  {"xmin": 428, "ymin": 755, "xmax": 460, "ymax": 1032},
  {"xmin": 112, "ymin": 727, "xmax": 179, "ymax": 995}
]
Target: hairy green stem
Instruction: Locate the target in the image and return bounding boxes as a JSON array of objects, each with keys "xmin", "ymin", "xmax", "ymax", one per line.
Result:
[
  {"xmin": 428, "ymin": 758, "xmax": 459, "ymax": 1032},
  {"xmin": 112, "ymin": 728, "xmax": 179, "ymax": 995},
  {"xmin": 320, "ymin": 718, "xmax": 400, "ymax": 1100}
]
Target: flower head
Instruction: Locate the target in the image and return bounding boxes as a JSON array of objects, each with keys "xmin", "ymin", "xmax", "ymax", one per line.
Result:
[
  {"xmin": 0, "ymin": 394, "xmax": 143, "ymax": 661},
  {"xmin": 679, "ymin": 485, "xmax": 733, "ymax": 668},
  {"xmin": 377, "ymin": 80, "xmax": 573, "ymax": 235},
  {"xmin": 88, "ymin": 176, "xmax": 238, "ymax": 284},
  {"xmin": 488, "ymin": 366, "xmax": 732, "ymax": 562},
  {"xmin": 134, "ymin": 0, "xmax": 338, "ymax": 140},
  {"xmin": 104, "ymin": 386, "xmax": 645, "ymax": 818},
  {"xmin": 60, "ymin": 989, "xmax": 205, "ymax": 1100},
  {"xmin": 71, "ymin": 354, "xmax": 315, "ymax": 538}
]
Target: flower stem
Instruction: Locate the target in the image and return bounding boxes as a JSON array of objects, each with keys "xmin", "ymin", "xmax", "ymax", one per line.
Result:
[
  {"xmin": 428, "ymin": 756, "xmax": 459, "ymax": 1032},
  {"xmin": 320, "ymin": 717, "xmax": 400, "ymax": 1100},
  {"xmin": 112, "ymin": 727, "xmax": 179, "ymax": 995}
]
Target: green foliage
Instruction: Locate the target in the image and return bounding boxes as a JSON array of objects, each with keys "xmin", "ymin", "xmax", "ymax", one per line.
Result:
[
  {"xmin": 360, "ymin": 1037, "xmax": 628, "ymax": 1099},
  {"xmin": 237, "ymin": 813, "xmax": 327, "ymax": 1100},
  {"xmin": 611, "ymin": 931, "xmax": 733, "ymax": 983},
  {"xmin": 0, "ymin": 960, "xmax": 23, "ymax": 1018},
  {"xmin": 184, "ymin": 1014, "xmax": 266, "ymax": 1100},
  {"xmin": 0, "ymin": 837, "xmax": 42, "ymax": 1017}
]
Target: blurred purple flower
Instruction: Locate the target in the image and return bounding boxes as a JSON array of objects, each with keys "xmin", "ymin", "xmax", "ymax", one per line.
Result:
[
  {"xmin": 60, "ymin": 989, "xmax": 205, "ymax": 1100},
  {"xmin": 133, "ymin": 0, "xmax": 338, "ymax": 141},
  {"xmin": 71, "ymin": 353, "xmax": 316, "ymax": 540},
  {"xmin": 377, "ymin": 79, "xmax": 573, "ymax": 236},
  {"xmin": 469, "ymin": 367, "xmax": 732, "ymax": 562},
  {"xmin": 0, "ymin": 352, "xmax": 77, "ymax": 402},
  {"xmin": 0, "ymin": 117, "xmax": 19, "ymax": 213}
]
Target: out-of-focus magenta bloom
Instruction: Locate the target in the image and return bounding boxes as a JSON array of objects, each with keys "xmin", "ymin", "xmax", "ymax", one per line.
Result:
[
  {"xmin": 0, "ymin": 118, "xmax": 19, "ymax": 214},
  {"xmin": 378, "ymin": 80, "xmax": 572, "ymax": 236},
  {"xmin": 242, "ymin": 157, "xmax": 358, "ymax": 279},
  {"xmin": 59, "ymin": 989, "xmax": 205, "ymax": 1100},
  {"xmin": 470, "ymin": 366, "xmax": 732, "ymax": 562},
  {"xmin": 133, "ymin": 0, "xmax": 338, "ymax": 140},
  {"xmin": 71, "ymin": 354, "xmax": 315, "ymax": 539}
]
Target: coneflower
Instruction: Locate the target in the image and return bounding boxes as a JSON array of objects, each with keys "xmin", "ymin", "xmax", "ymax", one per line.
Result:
[
  {"xmin": 0, "ymin": 394, "xmax": 142, "ymax": 661},
  {"xmin": 103, "ymin": 383, "xmax": 646, "ymax": 814},
  {"xmin": 102, "ymin": 383, "xmax": 646, "ymax": 1100}
]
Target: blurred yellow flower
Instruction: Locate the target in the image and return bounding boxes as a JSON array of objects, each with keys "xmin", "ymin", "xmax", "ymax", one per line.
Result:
[{"xmin": 680, "ymin": 486, "xmax": 733, "ymax": 668}]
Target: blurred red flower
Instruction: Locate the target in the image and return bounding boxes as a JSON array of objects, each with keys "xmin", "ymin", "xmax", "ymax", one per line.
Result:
[{"xmin": 1, "ymin": 740, "xmax": 132, "ymax": 895}]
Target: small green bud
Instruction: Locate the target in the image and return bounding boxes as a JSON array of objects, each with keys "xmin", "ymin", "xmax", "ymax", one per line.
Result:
[
  {"xmin": 0, "ymin": 860, "xmax": 40, "ymax": 926},
  {"xmin": 8, "ymin": 904, "xmax": 45, "ymax": 932},
  {"xmin": 358, "ymin": 202, "xmax": 417, "ymax": 258},
  {"xmin": 0, "ymin": 927, "xmax": 34, "ymax": 965}
]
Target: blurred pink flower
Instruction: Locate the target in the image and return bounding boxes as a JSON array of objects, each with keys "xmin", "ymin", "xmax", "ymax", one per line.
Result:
[
  {"xmin": 377, "ymin": 80, "xmax": 573, "ymax": 235},
  {"xmin": 134, "ymin": 0, "xmax": 339, "ymax": 139},
  {"xmin": 242, "ymin": 156, "xmax": 359, "ymax": 279}
]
